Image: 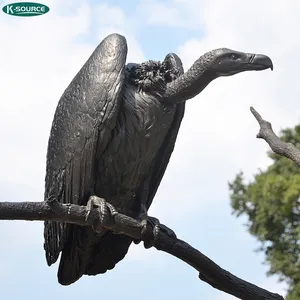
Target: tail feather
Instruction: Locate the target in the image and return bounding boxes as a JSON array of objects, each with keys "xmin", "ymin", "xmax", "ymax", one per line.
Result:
[
  {"xmin": 57, "ymin": 226, "xmax": 133, "ymax": 285},
  {"xmin": 57, "ymin": 225, "xmax": 94, "ymax": 285},
  {"xmin": 85, "ymin": 232, "xmax": 132, "ymax": 275}
]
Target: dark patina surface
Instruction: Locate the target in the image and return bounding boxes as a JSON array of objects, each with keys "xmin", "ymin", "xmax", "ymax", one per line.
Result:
[{"xmin": 43, "ymin": 33, "xmax": 273, "ymax": 285}]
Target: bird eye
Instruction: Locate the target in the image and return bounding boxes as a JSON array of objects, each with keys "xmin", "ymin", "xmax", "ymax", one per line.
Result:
[{"xmin": 230, "ymin": 54, "xmax": 238, "ymax": 60}]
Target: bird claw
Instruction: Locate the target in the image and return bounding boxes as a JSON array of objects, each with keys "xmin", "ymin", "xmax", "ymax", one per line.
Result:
[
  {"xmin": 85, "ymin": 196, "xmax": 117, "ymax": 233},
  {"xmin": 85, "ymin": 197, "xmax": 176, "ymax": 249},
  {"xmin": 141, "ymin": 216, "xmax": 177, "ymax": 249}
]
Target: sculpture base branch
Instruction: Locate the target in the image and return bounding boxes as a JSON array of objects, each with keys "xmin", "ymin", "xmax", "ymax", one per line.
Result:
[
  {"xmin": 0, "ymin": 201, "xmax": 284, "ymax": 300},
  {"xmin": 160, "ymin": 238, "xmax": 284, "ymax": 300},
  {"xmin": 250, "ymin": 106, "xmax": 300, "ymax": 166}
]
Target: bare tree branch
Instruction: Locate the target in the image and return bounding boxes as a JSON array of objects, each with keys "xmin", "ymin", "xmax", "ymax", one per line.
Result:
[
  {"xmin": 0, "ymin": 200, "xmax": 284, "ymax": 300},
  {"xmin": 250, "ymin": 106, "xmax": 300, "ymax": 165}
]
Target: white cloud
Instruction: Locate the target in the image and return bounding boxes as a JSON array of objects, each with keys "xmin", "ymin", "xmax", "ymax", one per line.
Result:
[
  {"xmin": 138, "ymin": 0, "xmax": 299, "ymax": 296},
  {"xmin": 137, "ymin": 0, "xmax": 203, "ymax": 29},
  {"xmin": 145, "ymin": 0, "xmax": 300, "ymax": 219},
  {"xmin": 0, "ymin": 0, "xmax": 144, "ymax": 189},
  {"xmin": 0, "ymin": 0, "xmax": 93, "ymax": 188},
  {"xmin": 96, "ymin": 3, "xmax": 145, "ymax": 63},
  {"xmin": 0, "ymin": 0, "xmax": 146, "ymax": 271}
]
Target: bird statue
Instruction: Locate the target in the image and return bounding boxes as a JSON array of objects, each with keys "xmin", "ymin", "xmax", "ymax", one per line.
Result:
[{"xmin": 44, "ymin": 33, "xmax": 273, "ymax": 285}]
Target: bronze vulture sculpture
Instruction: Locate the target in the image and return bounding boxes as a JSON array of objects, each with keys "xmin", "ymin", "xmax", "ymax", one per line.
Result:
[{"xmin": 44, "ymin": 33, "xmax": 273, "ymax": 285}]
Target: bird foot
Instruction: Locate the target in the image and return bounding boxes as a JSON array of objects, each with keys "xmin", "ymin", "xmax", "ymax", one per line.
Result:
[
  {"xmin": 85, "ymin": 197, "xmax": 177, "ymax": 249},
  {"xmin": 140, "ymin": 216, "xmax": 177, "ymax": 249},
  {"xmin": 85, "ymin": 196, "xmax": 117, "ymax": 233}
]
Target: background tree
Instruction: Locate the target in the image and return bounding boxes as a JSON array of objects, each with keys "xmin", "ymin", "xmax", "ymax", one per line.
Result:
[{"xmin": 229, "ymin": 111, "xmax": 300, "ymax": 300}]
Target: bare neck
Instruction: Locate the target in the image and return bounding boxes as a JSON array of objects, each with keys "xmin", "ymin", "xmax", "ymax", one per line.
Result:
[{"xmin": 163, "ymin": 54, "xmax": 217, "ymax": 104}]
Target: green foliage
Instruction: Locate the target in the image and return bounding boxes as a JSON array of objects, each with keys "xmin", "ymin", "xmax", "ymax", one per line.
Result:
[{"xmin": 229, "ymin": 125, "xmax": 300, "ymax": 299}]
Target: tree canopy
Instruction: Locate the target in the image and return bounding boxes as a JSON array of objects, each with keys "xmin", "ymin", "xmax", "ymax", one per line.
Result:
[{"xmin": 229, "ymin": 124, "xmax": 300, "ymax": 300}]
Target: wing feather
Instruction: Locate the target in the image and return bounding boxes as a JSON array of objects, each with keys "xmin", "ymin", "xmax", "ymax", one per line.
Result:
[{"xmin": 44, "ymin": 33, "xmax": 128, "ymax": 266}]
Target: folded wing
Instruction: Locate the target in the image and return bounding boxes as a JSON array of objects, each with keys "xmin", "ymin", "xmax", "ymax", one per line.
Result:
[{"xmin": 43, "ymin": 33, "xmax": 128, "ymax": 266}]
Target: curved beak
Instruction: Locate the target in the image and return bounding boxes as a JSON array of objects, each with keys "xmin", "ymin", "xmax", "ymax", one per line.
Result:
[{"xmin": 246, "ymin": 53, "xmax": 273, "ymax": 71}]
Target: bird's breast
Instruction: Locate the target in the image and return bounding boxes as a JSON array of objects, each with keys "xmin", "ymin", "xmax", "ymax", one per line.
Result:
[{"xmin": 95, "ymin": 83, "xmax": 176, "ymax": 214}]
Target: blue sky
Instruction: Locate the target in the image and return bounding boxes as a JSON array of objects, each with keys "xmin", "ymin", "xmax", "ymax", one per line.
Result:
[{"xmin": 1, "ymin": 0, "xmax": 300, "ymax": 299}]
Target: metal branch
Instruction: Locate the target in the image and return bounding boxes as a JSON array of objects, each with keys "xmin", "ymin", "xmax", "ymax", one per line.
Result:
[
  {"xmin": 250, "ymin": 106, "xmax": 300, "ymax": 165},
  {"xmin": 0, "ymin": 200, "xmax": 284, "ymax": 300}
]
